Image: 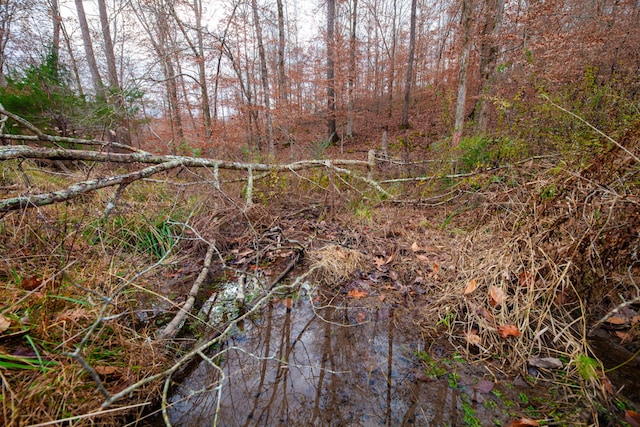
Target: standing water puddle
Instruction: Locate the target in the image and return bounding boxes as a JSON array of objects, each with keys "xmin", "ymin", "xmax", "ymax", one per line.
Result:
[{"xmin": 168, "ymin": 290, "xmax": 536, "ymax": 426}]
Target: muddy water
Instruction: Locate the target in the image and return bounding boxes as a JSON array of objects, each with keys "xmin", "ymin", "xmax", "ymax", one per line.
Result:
[{"xmin": 168, "ymin": 297, "xmax": 515, "ymax": 426}]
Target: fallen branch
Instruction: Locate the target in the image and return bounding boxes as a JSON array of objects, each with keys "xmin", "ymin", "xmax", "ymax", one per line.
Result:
[
  {"xmin": 0, "ymin": 159, "xmax": 183, "ymax": 212},
  {"xmin": 156, "ymin": 243, "xmax": 217, "ymax": 340},
  {"xmin": 0, "ymin": 145, "xmax": 388, "ymax": 212}
]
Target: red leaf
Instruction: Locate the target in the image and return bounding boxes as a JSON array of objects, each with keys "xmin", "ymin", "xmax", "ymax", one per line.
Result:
[
  {"xmin": 625, "ymin": 410, "xmax": 640, "ymax": 427},
  {"xmin": 22, "ymin": 276, "xmax": 43, "ymax": 291},
  {"xmin": 497, "ymin": 324, "xmax": 521, "ymax": 338},
  {"xmin": 282, "ymin": 297, "xmax": 293, "ymax": 309},
  {"xmin": 347, "ymin": 289, "xmax": 367, "ymax": 299}
]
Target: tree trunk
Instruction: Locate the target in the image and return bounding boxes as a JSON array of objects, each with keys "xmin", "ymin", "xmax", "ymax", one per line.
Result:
[
  {"xmin": 194, "ymin": 0, "xmax": 212, "ymax": 143},
  {"xmin": 326, "ymin": 0, "xmax": 338, "ymax": 144},
  {"xmin": 453, "ymin": 0, "xmax": 473, "ymax": 145},
  {"xmin": 347, "ymin": 0, "xmax": 357, "ymax": 138},
  {"xmin": 51, "ymin": 0, "xmax": 61, "ymax": 77},
  {"xmin": 74, "ymin": 0, "xmax": 104, "ymax": 96},
  {"xmin": 476, "ymin": 0, "xmax": 505, "ymax": 132},
  {"xmin": 276, "ymin": 0, "xmax": 287, "ymax": 104},
  {"xmin": 387, "ymin": 0, "xmax": 397, "ymax": 119},
  {"xmin": 251, "ymin": 0, "xmax": 274, "ymax": 158},
  {"xmin": 97, "ymin": 0, "xmax": 119, "ymax": 91},
  {"xmin": 401, "ymin": 0, "xmax": 417, "ymax": 129}
]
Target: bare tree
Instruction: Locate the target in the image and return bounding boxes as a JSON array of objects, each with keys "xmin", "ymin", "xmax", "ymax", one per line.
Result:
[
  {"xmin": 97, "ymin": 0, "xmax": 119, "ymax": 92},
  {"xmin": 326, "ymin": 0, "xmax": 338, "ymax": 144},
  {"xmin": 74, "ymin": 0, "xmax": 104, "ymax": 96},
  {"xmin": 276, "ymin": 0, "xmax": 287, "ymax": 104},
  {"xmin": 453, "ymin": 0, "xmax": 473, "ymax": 145},
  {"xmin": 401, "ymin": 0, "xmax": 417, "ymax": 129},
  {"xmin": 251, "ymin": 0, "xmax": 275, "ymax": 158},
  {"xmin": 476, "ymin": 0, "xmax": 505, "ymax": 132},
  {"xmin": 346, "ymin": 0, "xmax": 357, "ymax": 138}
]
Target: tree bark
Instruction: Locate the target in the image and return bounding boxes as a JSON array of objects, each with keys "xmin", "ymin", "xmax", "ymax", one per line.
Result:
[
  {"xmin": 276, "ymin": 0, "xmax": 287, "ymax": 104},
  {"xmin": 401, "ymin": 0, "xmax": 418, "ymax": 129},
  {"xmin": 97, "ymin": 0, "xmax": 119, "ymax": 91},
  {"xmin": 476, "ymin": 0, "xmax": 505, "ymax": 132},
  {"xmin": 453, "ymin": 0, "xmax": 473, "ymax": 145},
  {"xmin": 74, "ymin": 0, "xmax": 104, "ymax": 96},
  {"xmin": 50, "ymin": 0, "xmax": 61, "ymax": 77},
  {"xmin": 251, "ymin": 0, "xmax": 275, "ymax": 158},
  {"xmin": 347, "ymin": 0, "xmax": 357, "ymax": 138},
  {"xmin": 326, "ymin": 0, "xmax": 338, "ymax": 144}
]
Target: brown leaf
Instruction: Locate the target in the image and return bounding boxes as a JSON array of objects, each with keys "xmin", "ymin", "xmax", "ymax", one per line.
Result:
[
  {"xmin": 347, "ymin": 289, "xmax": 367, "ymax": 299},
  {"xmin": 497, "ymin": 324, "xmax": 521, "ymax": 338},
  {"xmin": 528, "ymin": 357, "xmax": 563, "ymax": 369},
  {"xmin": 625, "ymin": 410, "xmax": 640, "ymax": 427},
  {"xmin": 477, "ymin": 307, "xmax": 495, "ymax": 324},
  {"xmin": 356, "ymin": 311, "xmax": 366, "ymax": 323},
  {"xmin": 509, "ymin": 418, "xmax": 539, "ymax": 427},
  {"xmin": 378, "ymin": 294, "xmax": 386, "ymax": 302},
  {"xmin": 282, "ymin": 297, "xmax": 293, "ymax": 309},
  {"xmin": 489, "ymin": 285, "xmax": 506, "ymax": 307},
  {"xmin": 465, "ymin": 330, "xmax": 481, "ymax": 346},
  {"xmin": 518, "ymin": 271, "xmax": 534, "ymax": 287},
  {"xmin": 464, "ymin": 279, "xmax": 478, "ymax": 295},
  {"xmin": 94, "ymin": 365, "xmax": 119, "ymax": 376},
  {"xmin": 21, "ymin": 276, "xmax": 43, "ymax": 291},
  {"xmin": 606, "ymin": 316, "xmax": 627, "ymax": 325},
  {"xmin": 0, "ymin": 315, "xmax": 10, "ymax": 334},
  {"xmin": 411, "ymin": 242, "xmax": 422, "ymax": 252},
  {"xmin": 415, "ymin": 254, "xmax": 430, "ymax": 263},
  {"xmin": 615, "ymin": 331, "xmax": 629, "ymax": 341}
]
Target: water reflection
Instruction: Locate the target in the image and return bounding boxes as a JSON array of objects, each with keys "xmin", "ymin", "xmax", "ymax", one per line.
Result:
[{"xmin": 169, "ymin": 298, "xmax": 462, "ymax": 426}]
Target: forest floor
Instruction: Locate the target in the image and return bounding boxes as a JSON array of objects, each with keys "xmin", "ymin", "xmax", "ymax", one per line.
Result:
[{"xmin": 1, "ymin": 123, "xmax": 639, "ymax": 426}]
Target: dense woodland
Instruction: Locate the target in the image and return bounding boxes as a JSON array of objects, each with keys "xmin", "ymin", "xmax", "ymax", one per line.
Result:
[
  {"xmin": 1, "ymin": 0, "xmax": 640, "ymax": 426},
  {"xmin": 1, "ymin": 0, "xmax": 638, "ymax": 156}
]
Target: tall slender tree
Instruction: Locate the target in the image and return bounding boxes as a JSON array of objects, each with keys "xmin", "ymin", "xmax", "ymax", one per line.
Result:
[
  {"xmin": 74, "ymin": 0, "xmax": 104, "ymax": 96},
  {"xmin": 251, "ymin": 0, "xmax": 274, "ymax": 157},
  {"xmin": 326, "ymin": 0, "xmax": 338, "ymax": 143},
  {"xmin": 453, "ymin": 0, "xmax": 473, "ymax": 145},
  {"xmin": 401, "ymin": 0, "xmax": 417, "ymax": 129}
]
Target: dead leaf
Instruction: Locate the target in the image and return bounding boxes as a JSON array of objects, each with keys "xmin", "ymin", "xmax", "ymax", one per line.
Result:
[
  {"xmin": 432, "ymin": 263, "xmax": 439, "ymax": 274},
  {"xmin": 615, "ymin": 331, "xmax": 629, "ymax": 341},
  {"xmin": 21, "ymin": 276, "xmax": 43, "ymax": 291},
  {"xmin": 606, "ymin": 316, "xmax": 627, "ymax": 325},
  {"xmin": 282, "ymin": 297, "xmax": 293, "ymax": 309},
  {"xmin": 356, "ymin": 311, "xmax": 366, "ymax": 323},
  {"xmin": 518, "ymin": 271, "xmax": 534, "ymax": 287},
  {"xmin": 528, "ymin": 357, "xmax": 563, "ymax": 369},
  {"xmin": 411, "ymin": 242, "xmax": 422, "ymax": 252},
  {"xmin": 509, "ymin": 418, "xmax": 539, "ymax": 427},
  {"xmin": 415, "ymin": 254, "xmax": 430, "ymax": 263},
  {"xmin": 94, "ymin": 366, "xmax": 119, "ymax": 376},
  {"xmin": 378, "ymin": 294, "xmax": 386, "ymax": 302},
  {"xmin": 477, "ymin": 307, "xmax": 495, "ymax": 324},
  {"xmin": 625, "ymin": 410, "xmax": 640, "ymax": 427},
  {"xmin": 464, "ymin": 279, "xmax": 478, "ymax": 295},
  {"xmin": 474, "ymin": 379, "xmax": 495, "ymax": 393},
  {"xmin": 389, "ymin": 270, "xmax": 399, "ymax": 281},
  {"xmin": 497, "ymin": 324, "xmax": 521, "ymax": 338},
  {"xmin": 631, "ymin": 315, "xmax": 640, "ymax": 326},
  {"xmin": 489, "ymin": 285, "xmax": 506, "ymax": 307},
  {"xmin": 465, "ymin": 330, "xmax": 481, "ymax": 346},
  {"xmin": 0, "ymin": 315, "xmax": 11, "ymax": 334},
  {"xmin": 347, "ymin": 289, "xmax": 367, "ymax": 299}
]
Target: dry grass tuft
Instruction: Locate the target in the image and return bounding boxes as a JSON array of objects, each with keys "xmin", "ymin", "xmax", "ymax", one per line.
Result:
[{"xmin": 309, "ymin": 244, "xmax": 368, "ymax": 286}]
